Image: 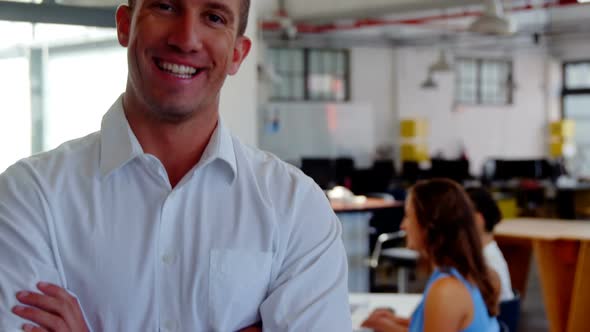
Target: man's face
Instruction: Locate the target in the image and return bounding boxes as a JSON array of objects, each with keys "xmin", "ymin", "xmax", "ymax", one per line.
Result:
[{"xmin": 116, "ymin": 0, "xmax": 251, "ymax": 122}]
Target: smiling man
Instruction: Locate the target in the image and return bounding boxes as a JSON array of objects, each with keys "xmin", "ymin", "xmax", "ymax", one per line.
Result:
[{"xmin": 0, "ymin": 0, "xmax": 352, "ymax": 331}]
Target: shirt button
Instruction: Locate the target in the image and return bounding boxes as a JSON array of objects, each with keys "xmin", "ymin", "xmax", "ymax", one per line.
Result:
[
  {"xmin": 162, "ymin": 253, "xmax": 176, "ymax": 264},
  {"xmin": 163, "ymin": 320, "xmax": 177, "ymax": 331}
]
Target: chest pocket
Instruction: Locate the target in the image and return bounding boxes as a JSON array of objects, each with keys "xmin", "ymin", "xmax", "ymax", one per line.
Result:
[{"xmin": 209, "ymin": 249, "xmax": 273, "ymax": 331}]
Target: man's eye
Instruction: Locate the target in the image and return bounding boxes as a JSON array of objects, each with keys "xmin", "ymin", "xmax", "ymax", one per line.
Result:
[
  {"xmin": 207, "ymin": 14, "xmax": 225, "ymax": 24},
  {"xmin": 155, "ymin": 2, "xmax": 174, "ymax": 11}
]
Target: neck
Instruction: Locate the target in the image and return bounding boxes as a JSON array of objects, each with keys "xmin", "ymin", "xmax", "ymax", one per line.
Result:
[
  {"xmin": 123, "ymin": 95, "xmax": 219, "ymax": 188},
  {"xmin": 482, "ymin": 233, "xmax": 494, "ymax": 246}
]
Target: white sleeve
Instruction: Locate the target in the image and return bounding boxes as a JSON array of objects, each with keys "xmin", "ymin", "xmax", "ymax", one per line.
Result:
[
  {"xmin": 259, "ymin": 184, "xmax": 352, "ymax": 331},
  {"xmin": 484, "ymin": 242, "xmax": 514, "ymax": 301},
  {"xmin": 0, "ymin": 162, "xmax": 64, "ymax": 330}
]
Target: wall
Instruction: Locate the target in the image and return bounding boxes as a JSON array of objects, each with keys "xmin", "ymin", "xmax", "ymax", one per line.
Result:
[
  {"xmin": 258, "ymin": 46, "xmax": 396, "ymax": 167},
  {"xmin": 550, "ymin": 37, "xmax": 590, "ymax": 62},
  {"xmin": 350, "ymin": 47, "xmax": 398, "ymax": 156},
  {"xmin": 259, "ymin": 102, "xmax": 375, "ymax": 166},
  {"xmin": 219, "ymin": 4, "xmax": 258, "ymax": 147},
  {"xmin": 258, "ymin": 43, "xmax": 554, "ymax": 175},
  {"xmin": 396, "ymin": 47, "xmax": 550, "ymax": 175}
]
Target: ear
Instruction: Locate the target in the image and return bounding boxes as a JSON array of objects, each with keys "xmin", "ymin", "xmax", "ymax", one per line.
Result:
[
  {"xmin": 116, "ymin": 5, "xmax": 132, "ymax": 47},
  {"xmin": 474, "ymin": 212, "xmax": 486, "ymax": 233},
  {"xmin": 228, "ymin": 36, "xmax": 252, "ymax": 75}
]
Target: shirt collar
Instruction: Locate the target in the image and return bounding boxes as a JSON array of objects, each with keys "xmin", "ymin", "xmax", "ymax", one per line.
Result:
[
  {"xmin": 100, "ymin": 95, "xmax": 143, "ymax": 177},
  {"xmin": 196, "ymin": 119, "xmax": 237, "ymax": 183},
  {"xmin": 99, "ymin": 95, "xmax": 237, "ymax": 182}
]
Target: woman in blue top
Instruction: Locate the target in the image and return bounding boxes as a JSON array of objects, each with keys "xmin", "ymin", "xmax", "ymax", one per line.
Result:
[{"xmin": 362, "ymin": 179, "xmax": 500, "ymax": 332}]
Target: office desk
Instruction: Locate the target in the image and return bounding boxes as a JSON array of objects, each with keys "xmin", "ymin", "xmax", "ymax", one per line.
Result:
[
  {"xmin": 349, "ymin": 293, "xmax": 421, "ymax": 330},
  {"xmin": 495, "ymin": 218, "xmax": 590, "ymax": 332},
  {"xmin": 333, "ymin": 198, "xmax": 403, "ymax": 292},
  {"xmin": 556, "ymin": 184, "xmax": 590, "ymax": 219},
  {"xmin": 332, "ymin": 197, "xmax": 401, "ymax": 213}
]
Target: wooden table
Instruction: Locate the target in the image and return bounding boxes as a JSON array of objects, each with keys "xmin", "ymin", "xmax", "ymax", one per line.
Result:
[
  {"xmin": 495, "ymin": 218, "xmax": 590, "ymax": 332},
  {"xmin": 349, "ymin": 293, "xmax": 422, "ymax": 330},
  {"xmin": 331, "ymin": 197, "xmax": 401, "ymax": 213},
  {"xmin": 333, "ymin": 198, "xmax": 403, "ymax": 292}
]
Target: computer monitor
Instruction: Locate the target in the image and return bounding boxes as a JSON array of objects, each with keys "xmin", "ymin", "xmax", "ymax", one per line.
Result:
[
  {"xmin": 300, "ymin": 158, "xmax": 334, "ymax": 189},
  {"xmin": 430, "ymin": 158, "xmax": 471, "ymax": 183},
  {"xmin": 491, "ymin": 159, "xmax": 553, "ymax": 181}
]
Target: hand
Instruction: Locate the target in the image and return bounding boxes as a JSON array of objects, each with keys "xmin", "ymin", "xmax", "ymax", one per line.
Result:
[
  {"xmin": 12, "ymin": 282, "xmax": 90, "ymax": 332},
  {"xmin": 361, "ymin": 308, "xmax": 409, "ymax": 332},
  {"xmin": 239, "ymin": 321, "xmax": 262, "ymax": 332}
]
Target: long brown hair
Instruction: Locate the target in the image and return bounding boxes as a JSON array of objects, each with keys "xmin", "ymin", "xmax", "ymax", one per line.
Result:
[{"xmin": 410, "ymin": 178, "xmax": 499, "ymax": 316}]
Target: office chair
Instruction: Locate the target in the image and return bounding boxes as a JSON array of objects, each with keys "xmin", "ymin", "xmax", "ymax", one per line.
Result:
[
  {"xmin": 334, "ymin": 157, "xmax": 355, "ymax": 187},
  {"xmin": 300, "ymin": 158, "xmax": 334, "ymax": 189},
  {"xmin": 497, "ymin": 291, "xmax": 521, "ymax": 332},
  {"xmin": 367, "ymin": 230, "xmax": 419, "ymax": 293}
]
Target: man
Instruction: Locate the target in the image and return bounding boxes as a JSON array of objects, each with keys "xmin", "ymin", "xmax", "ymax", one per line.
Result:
[
  {"xmin": 466, "ymin": 187, "xmax": 514, "ymax": 302},
  {"xmin": 0, "ymin": 0, "xmax": 352, "ymax": 330}
]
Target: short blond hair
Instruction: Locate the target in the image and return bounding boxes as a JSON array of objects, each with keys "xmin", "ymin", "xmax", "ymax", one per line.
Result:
[{"xmin": 127, "ymin": 0, "xmax": 250, "ymax": 35}]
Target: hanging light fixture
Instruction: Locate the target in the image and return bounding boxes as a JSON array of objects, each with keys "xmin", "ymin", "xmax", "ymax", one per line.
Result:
[
  {"xmin": 429, "ymin": 49, "xmax": 452, "ymax": 72},
  {"xmin": 469, "ymin": 0, "xmax": 516, "ymax": 36},
  {"xmin": 420, "ymin": 69, "xmax": 437, "ymax": 90}
]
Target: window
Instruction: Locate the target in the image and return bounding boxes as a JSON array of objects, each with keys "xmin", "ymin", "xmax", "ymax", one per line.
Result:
[
  {"xmin": 562, "ymin": 61, "xmax": 590, "ymax": 172},
  {"xmin": 267, "ymin": 48, "xmax": 305, "ymax": 100},
  {"xmin": 45, "ymin": 45, "xmax": 126, "ymax": 150},
  {"xmin": 0, "ymin": 56, "xmax": 31, "ymax": 173},
  {"xmin": 268, "ymin": 48, "xmax": 349, "ymax": 102},
  {"xmin": 0, "ymin": 20, "xmax": 125, "ymax": 171},
  {"xmin": 455, "ymin": 58, "xmax": 513, "ymax": 105}
]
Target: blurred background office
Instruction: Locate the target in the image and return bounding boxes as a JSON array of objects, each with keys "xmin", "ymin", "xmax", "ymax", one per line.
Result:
[{"xmin": 2, "ymin": 1, "xmax": 590, "ymax": 331}]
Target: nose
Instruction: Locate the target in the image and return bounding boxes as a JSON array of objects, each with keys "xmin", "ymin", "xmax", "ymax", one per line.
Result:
[{"xmin": 167, "ymin": 13, "xmax": 203, "ymax": 53}]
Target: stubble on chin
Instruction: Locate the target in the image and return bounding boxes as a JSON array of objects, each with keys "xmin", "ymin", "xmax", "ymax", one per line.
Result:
[{"xmin": 146, "ymin": 104, "xmax": 196, "ymax": 124}]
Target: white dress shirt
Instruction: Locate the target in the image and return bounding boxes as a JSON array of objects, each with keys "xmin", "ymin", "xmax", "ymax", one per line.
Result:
[
  {"xmin": 484, "ymin": 241, "xmax": 514, "ymax": 301},
  {"xmin": 0, "ymin": 96, "xmax": 352, "ymax": 332}
]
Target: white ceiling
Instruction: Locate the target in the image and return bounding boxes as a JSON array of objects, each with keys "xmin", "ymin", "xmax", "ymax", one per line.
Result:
[
  {"xmin": 257, "ymin": 0, "xmax": 590, "ymax": 49},
  {"xmin": 40, "ymin": 0, "xmax": 590, "ymax": 48}
]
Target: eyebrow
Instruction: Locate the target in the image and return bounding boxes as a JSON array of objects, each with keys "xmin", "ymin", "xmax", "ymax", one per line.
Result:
[{"xmin": 204, "ymin": 1, "xmax": 236, "ymax": 25}]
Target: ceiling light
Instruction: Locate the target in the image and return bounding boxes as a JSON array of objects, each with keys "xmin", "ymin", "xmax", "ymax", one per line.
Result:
[
  {"xmin": 429, "ymin": 49, "xmax": 452, "ymax": 72},
  {"xmin": 469, "ymin": 0, "xmax": 516, "ymax": 36},
  {"xmin": 420, "ymin": 71, "xmax": 437, "ymax": 90},
  {"xmin": 578, "ymin": 0, "xmax": 590, "ymax": 3},
  {"xmin": 257, "ymin": 63, "xmax": 282, "ymax": 83}
]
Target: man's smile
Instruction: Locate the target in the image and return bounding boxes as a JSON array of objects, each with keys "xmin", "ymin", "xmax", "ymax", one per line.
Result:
[{"xmin": 154, "ymin": 58, "xmax": 205, "ymax": 79}]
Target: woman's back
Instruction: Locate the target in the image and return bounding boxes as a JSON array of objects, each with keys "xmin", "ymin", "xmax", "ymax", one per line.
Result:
[{"xmin": 410, "ymin": 267, "xmax": 499, "ymax": 332}]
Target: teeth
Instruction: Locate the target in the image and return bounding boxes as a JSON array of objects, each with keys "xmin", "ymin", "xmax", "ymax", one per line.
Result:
[{"xmin": 158, "ymin": 60, "xmax": 198, "ymax": 76}]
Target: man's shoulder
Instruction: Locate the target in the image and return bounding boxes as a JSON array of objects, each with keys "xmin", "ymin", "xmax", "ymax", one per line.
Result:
[
  {"xmin": 2, "ymin": 132, "xmax": 101, "ymax": 181},
  {"xmin": 484, "ymin": 241, "xmax": 509, "ymax": 271},
  {"xmin": 229, "ymin": 137, "xmax": 326, "ymax": 211},
  {"xmin": 484, "ymin": 241, "xmax": 503, "ymax": 259},
  {"xmin": 231, "ymin": 136, "xmax": 312, "ymax": 186}
]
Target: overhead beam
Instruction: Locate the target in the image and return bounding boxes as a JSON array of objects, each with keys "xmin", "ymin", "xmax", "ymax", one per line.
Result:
[
  {"xmin": 0, "ymin": 1, "xmax": 117, "ymax": 28},
  {"xmin": 285, "ymin": 0, "xmax": 482, "ymax": 23}
]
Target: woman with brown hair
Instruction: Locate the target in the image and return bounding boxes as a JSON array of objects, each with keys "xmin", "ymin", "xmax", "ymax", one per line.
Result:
[{"xmin": 362, "ymin": 179, "xmax": 500, "ymax": 332}]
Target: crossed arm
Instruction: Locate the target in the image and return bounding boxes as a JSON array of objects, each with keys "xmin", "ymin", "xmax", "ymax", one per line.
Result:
[
  {"xmin": 13, "ymin": 283, "xmax": 262, "ymax": 331},
  {"xmin": 11, "ymin": 282, "xmax": 89, "ymax": 332}
]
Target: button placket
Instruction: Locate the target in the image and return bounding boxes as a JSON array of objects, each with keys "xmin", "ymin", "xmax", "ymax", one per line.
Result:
[
  {"xmin": 158, "ymin": 189, "xmax": 181, "ymax": 332},
  {"xmin": 161, "ymin": 252, "xmax": 176, "ymax": 265},
  {"xmin": 162, "ymin": 319, "xmax": 177, "ymax": 331}
]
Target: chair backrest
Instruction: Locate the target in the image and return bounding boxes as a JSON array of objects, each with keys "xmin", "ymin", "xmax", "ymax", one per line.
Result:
[
  {"xmin": 430, "ymin": 158, "xmax": 471, "ymax": 183},
  {"xmin": 497, "ymin": 291, "xmax": 521, "ymax": 332}
]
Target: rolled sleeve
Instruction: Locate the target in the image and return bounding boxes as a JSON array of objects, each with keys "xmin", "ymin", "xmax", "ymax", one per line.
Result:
[{"xmin": 260, "ymin": 184, "xmax": 352, "ymax": 331}]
